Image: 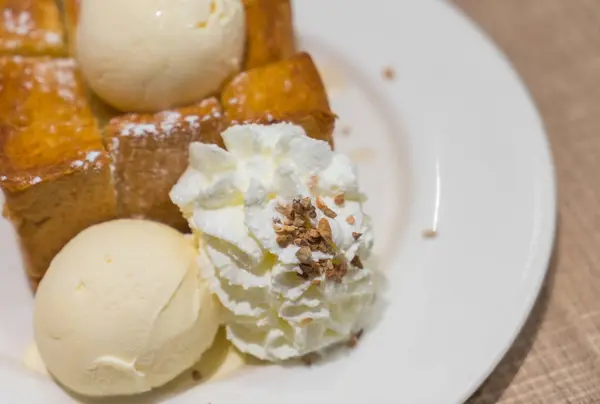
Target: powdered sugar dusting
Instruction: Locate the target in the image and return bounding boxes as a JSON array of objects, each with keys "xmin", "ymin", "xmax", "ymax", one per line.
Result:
[
  {"xmin": 2, "ymin": 39, "xmax": 19, "ymax": 49},
  {"xmin": 108, "ymin": 137, "xmax": 120, "ymax": 187},
  {"xmin": 159, "ymin": 111, "xmax": 182, "ymax": 132},
  {"xmin": 85, "ymin": 151, "xmax": 102, "ymax": 162},
  {"xmin": 3, "ymin": 9, "xmax": 32, "ymax": 36},
  {"xmin": 1, "ymin": 9, "xmax": 63, "ymax": 47},
  {"xmin": 119, "ymin": 123, "xmax": 159, "ymax": 137},
  {"xmin": 69, "ymin": 150, "xmax": 104, "ymax": 170},
  {"xmin": 184, "ymin": 115, "xmax": 200, "ymax": 126},
  {"xmin": 43, "ymin": 32, "xmax": 61, "ymax": 45},
  {"xmin": 29, "ymin": 59, "xmax": 77, "ymax": 100},
  {"xmin": 117, "ymin": 111, "xmax": 201, "ymax": 138}
]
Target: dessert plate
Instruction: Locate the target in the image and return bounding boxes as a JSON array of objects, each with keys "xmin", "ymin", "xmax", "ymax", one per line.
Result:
[{"xmin": 0, "ymin": 0, "xmax": 555, "ymax": 403}]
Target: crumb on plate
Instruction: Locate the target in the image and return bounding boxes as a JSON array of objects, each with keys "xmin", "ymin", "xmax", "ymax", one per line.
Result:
[{"xmin": 382, "ymin": 66, "xmax": 396, "ymax": 81}]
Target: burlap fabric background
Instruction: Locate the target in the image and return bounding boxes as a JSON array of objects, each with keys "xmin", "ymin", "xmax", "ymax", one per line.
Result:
[{"xmin": 450, "ymin": 1, "xmax": 600, "ymax": 403}]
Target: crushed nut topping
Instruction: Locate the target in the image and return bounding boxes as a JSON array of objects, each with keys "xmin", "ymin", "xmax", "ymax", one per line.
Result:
[
  {"xmin": 300, "ymin": 318, "xmax": 313, "ymax": 327},
  {"xmin": 346, "ymin": 215, "xmax": 355, "ymax": 225},
  {"xmin": 352, "ymin": 232, "xmax": 362, "ymax": 240},
  {"xmin": 334, "ymin": 193, "xmax": 345, "ymax": 205},
  {"xmin": 322, "ymin": 207, "xmax": 337, "ymax": 218},
  {"xmin": 351, "ymin": 255, "xmax": 364, "ymax": 269},
  {"xmin": 296, "ymin": 246, "xmax": 312, "ymax": 262},
  {"xmin": 313, "ymin": 197, "xmax": 338, "ymax": 218},
  {"xmin": 347, "ymin": 329, "xmax": 364, "ymax": 348},
  {"xmin": 317, "ymin": 218, "xmax": 332, "ymax": 241},
  {"xmin": 315, "ymin": 196, "xmax": 327, "ymax": 210},
  {"xmin": 302, "ymin": 353, "xmax": 319, "ymax": 366},
  {"xmin": 324, "ymin": 258, "xmax": 348, "ymax": 282},
  {"xmin": 273, "ymin": 197, "xmax": 349, "ymax": 282}
]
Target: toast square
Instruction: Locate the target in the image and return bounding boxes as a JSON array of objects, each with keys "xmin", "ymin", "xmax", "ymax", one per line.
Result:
[
  {"xmin": 222, "ymin": 52, "xmax": 335, "ymax": 145},
  {"xmin": 105, "ymin": 98, "xmax": 223, "ymax": 232},
  {"xmin": 0, "ymin": 0, "xmax": 67, "ymax": 56}
]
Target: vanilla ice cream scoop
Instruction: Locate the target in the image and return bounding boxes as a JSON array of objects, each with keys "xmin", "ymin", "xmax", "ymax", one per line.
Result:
[
  {"xmin": 34, "ymin": 219, "xmax": 220, "ymax": 397},
  {"xmin": 76, "ymin": 0, "xmax": 245, "ymax": 112},
  {"xmin": 171, "ymin": 124, "xmax": 376, "ymax": 361}
]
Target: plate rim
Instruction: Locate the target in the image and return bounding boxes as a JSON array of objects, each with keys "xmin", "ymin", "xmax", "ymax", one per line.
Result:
[{"xmin": 446, "ymin": 3, "xmax": 557, "ymax": 402}]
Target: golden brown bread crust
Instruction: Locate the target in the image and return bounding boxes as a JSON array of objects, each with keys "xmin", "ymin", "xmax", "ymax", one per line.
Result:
[
  {"xmin": 0, "ymin": 56, "xmax": 116, "ymax": 286},
  {"xmin": 0, "ymin": 56, "xmax": 105, "ymax": 191},
  {"xmin": 105, "ymin": 98, "xmax": 224, "ymax": 232},
  {"xmin": 0, "ymin": 0, "xmax": 66, "ymax": 56},
  {"xmin": 4, "ymin": 162, "xmax": 116, "ymax": 288},
  {"xmin": 222, "ymin": 52, "xmax": 335, "ymax": 145},
  {"xmin": 243, "ymin": 0, "xmax": 295, "ymax": 69}
]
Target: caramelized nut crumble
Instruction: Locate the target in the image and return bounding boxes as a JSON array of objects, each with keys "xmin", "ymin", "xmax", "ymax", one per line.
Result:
[
  {"xmin": 334, "ymin": 193, "xmax": 345, "ymax": 205},
  {"xmin": 317, "ymin": 218, "xmax": 332, "ymax": 241},
  {"xmin": 302, "ymin": 353, "xmax": 319, "ymax": 366},
  {"xmin": 296, "ymin": 246, "xmax": 312, "ymax": 262},
  {"xmin": 300, "ymin": 318, "xmax": 313, "ymax": 326},
  {"xmin": 352, "ymin": 232, "xmax": 362, "ymax": 240},
  {"xmin": 273, "ymin": 197, "xmax": 350, "ymax": 282},
  {"xmin": 347, "ymin": 329, "xmax": 364, "ymax": 348},
  {"xmin": 346, "ymin": 215, "xmax": 356, "ymax": 225},
  {"xmin": 324, "ymin": 258, "xmax": 348, "ymax": 282},
  {"xmin": 315, "ymin": 196, "xmax": 327, "ymax": 210},
  {"xmin": 322, "ymin": 207, "xmax": 337, "ymax": 218},
  {"xmin": 351, "ymin": 255, "xmax": 364, "ymax": 269}
]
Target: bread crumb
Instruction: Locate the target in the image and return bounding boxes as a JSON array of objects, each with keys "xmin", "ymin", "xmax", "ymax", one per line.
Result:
[
  {"xmin": 302, "ymin": 353, "xmax": 319, "ymax": 366},
  {"xmin": 422, "ymin": 229, "xmax": 438, "ymax": 239},
  {"xmin": 382, "ymin": 66, "xmax": 396, "ymax": 81}
]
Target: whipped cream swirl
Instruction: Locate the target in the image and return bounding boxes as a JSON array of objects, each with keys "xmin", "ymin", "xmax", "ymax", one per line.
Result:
[{"xmin": 170, "ymin": 123, "xmax": 375, "ymax": 361}]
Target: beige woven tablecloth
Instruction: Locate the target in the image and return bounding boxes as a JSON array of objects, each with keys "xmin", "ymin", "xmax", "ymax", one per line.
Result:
[{"xmin": 450, "ymin": 1, "xmax": 600, "ymax": 403}]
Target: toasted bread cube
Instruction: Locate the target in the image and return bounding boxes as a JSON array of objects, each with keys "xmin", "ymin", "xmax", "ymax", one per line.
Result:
[
  {"xmin": 243, "ymin": 0, "xmax": 295, "ymax": 69},
  {"xmin": 0, "ymin": 56, "xmax": 94, "ymax": 127},
  {"xmin": 0, "ymin": 57, "xmax": 116, "ymax": 288},
  {"xmin": 0, "ymin": 0, "xmax": 67, "ymax": 56},
  {"xmin": 105, "ymin": 98, "xmax": 223, "ymax": 232},
  {"xmin": 222, "ymin": 52, "xmax": 335, "ymax": 145}
]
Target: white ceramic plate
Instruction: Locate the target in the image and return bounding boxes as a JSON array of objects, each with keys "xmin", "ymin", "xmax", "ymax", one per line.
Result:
[{"xmin": 0, "ymin": 0, "xmax": 555, "ymax": 403}]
